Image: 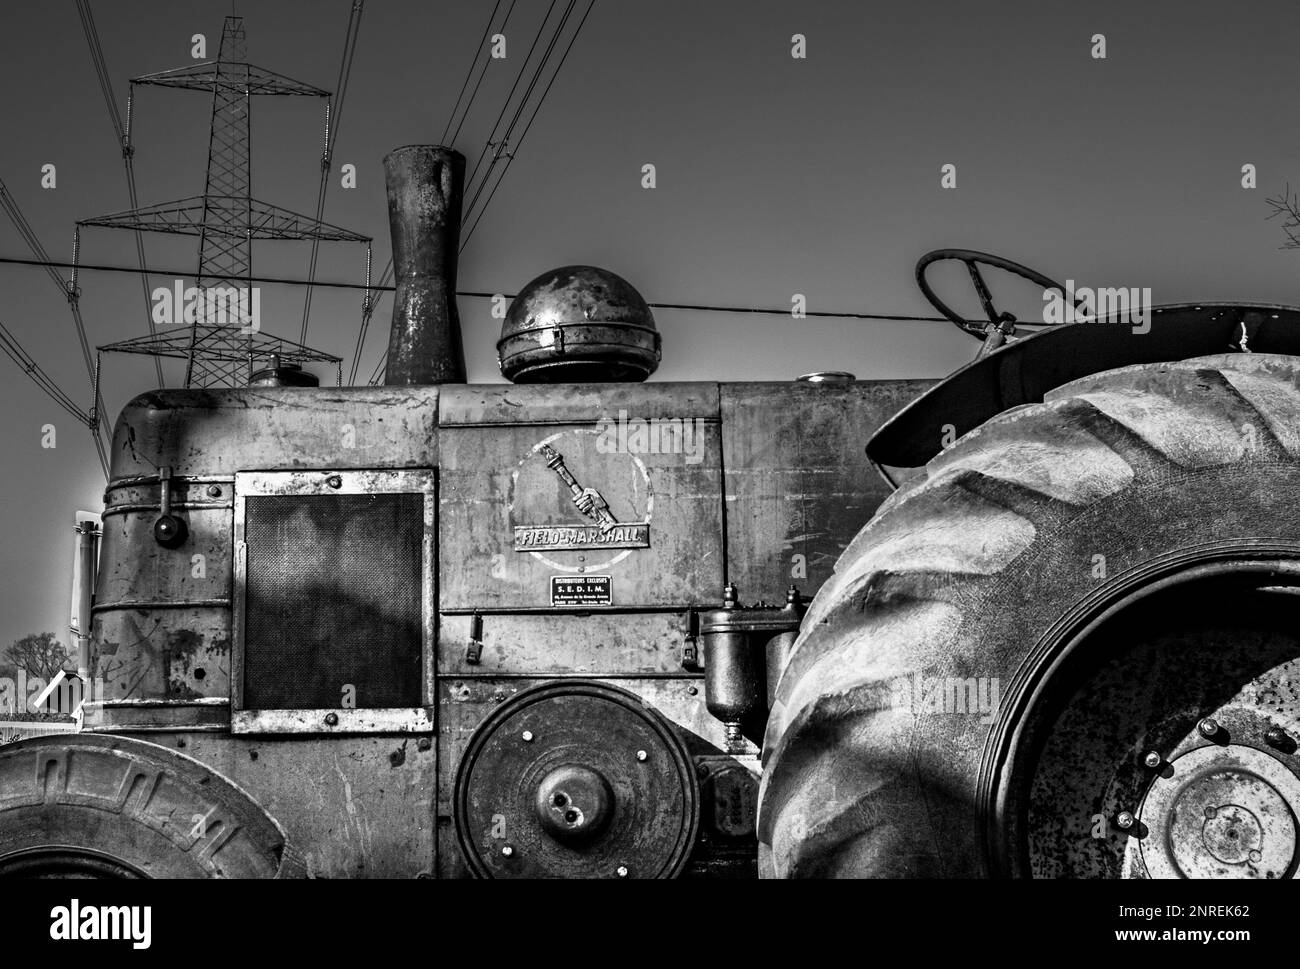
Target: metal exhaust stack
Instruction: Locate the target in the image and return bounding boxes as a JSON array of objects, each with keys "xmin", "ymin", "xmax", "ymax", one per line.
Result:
[{"xmin": 383, "ymin": 145, "xmax": 466, "ymax": 385}]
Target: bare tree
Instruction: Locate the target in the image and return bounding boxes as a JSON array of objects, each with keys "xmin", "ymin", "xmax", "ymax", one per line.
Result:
[
  {"xmin": 6, "ymin": 632, "xmax": 70, "ymax": 680},
  {"xmin": 1266, "ymin": 184, "xmax": 1300, "ymax": 248}
]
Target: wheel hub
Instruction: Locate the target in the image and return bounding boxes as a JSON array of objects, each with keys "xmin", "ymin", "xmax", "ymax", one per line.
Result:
[
  {"xmin": 1013, "ymin": 572, "xmax": 1300, "ymax": 878},
  {"xmin": 1137, "ymin": 742, "xmax": 1300, "ymax": 879},
  {"xmin": 534, "ymin": 764, "xmax": 614, "ymax": 844}
]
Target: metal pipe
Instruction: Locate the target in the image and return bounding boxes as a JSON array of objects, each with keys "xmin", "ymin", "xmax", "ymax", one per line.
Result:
[
  {"xmin": 382, "ymin": 145, "xmax": 466, "ymax": 385},
  {"xmin": 72, "ymin": 521, "xmax": 99, "ymax": 680}
]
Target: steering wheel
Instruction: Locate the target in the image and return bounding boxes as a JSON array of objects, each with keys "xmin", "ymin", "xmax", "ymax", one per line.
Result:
[{"xmin": 916, "ymin": 249, "xmax": 1074, "ymax": 343}]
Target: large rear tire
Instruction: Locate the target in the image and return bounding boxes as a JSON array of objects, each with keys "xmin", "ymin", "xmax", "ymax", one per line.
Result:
[{"xmin": 760, "ymin": 353, "xmax": 1300, "ymax": 877}]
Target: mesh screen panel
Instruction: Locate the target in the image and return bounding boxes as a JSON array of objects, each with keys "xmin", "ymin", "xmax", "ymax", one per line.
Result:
[{"xmin": 243, "ymin": 492, "xmax": 423, "ymax": 709}]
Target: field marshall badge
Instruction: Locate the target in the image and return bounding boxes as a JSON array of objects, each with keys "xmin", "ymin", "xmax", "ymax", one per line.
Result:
[{"xmin": 514, "ymin": 443, "xmax": 651, "ymax": 551}]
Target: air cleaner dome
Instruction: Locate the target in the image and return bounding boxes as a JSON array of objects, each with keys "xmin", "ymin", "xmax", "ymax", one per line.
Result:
[{"xmin": 498, "ymin": 265, "xmax": 661, "ymax": 383}]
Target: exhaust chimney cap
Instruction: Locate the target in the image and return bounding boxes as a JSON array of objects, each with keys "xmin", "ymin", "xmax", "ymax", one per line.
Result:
[
  {"xmin": 796, "ymin": 371, "xmax": 856, "ymax": 384},
  {"xmin": 498, "ymin": 265, "xmax": 661, "ymax": 383}
]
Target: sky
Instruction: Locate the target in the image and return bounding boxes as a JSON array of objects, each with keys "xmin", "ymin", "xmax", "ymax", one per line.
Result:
[{"xmin": 1, "ymin": 0, "xmax": 1299, "ymax": 651}]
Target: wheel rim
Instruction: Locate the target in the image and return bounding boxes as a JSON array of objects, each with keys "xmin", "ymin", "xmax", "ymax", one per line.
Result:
[
  {"xmin": 0, "ymin": 846, "xmax": 147, "ymax": 879},
  {"xmin": 988, "ymin": 555, "xmax": 1300, "ymax": 878}
]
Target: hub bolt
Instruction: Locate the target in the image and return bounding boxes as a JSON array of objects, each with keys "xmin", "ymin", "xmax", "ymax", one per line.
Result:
[
  {"xmin": 1115, "ymin": 811, "xmax": 1135, "ymax": 830},
  {"xmin": 616, "ymin": 865, "xmax": 629, "ymax": 878},
  {"xmin": 501, "ymin": 845, "xmax": 514, "ymax": 857},
  {"xmin": 1143, "ymin": 751, "xmax": 1162, "ymax": 768},
  {"xmin": 1266, "ymin": 727, "xmax": 1290, "ymax": 749},
  {"xmin": 1198, "ymin": 718, "xmax": 1220, "ymax": 739},
  {"xmin": 636, "ymin": 750, "xmax": 648, "ymax": 762},
  {"xmin": 521, "ymin": 730, "xmax": 534, "ymax": 742}
]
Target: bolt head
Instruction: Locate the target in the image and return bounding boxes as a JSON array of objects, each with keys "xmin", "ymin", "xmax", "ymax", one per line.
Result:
[
  {"xmin": 1143, "ymin": 751, "xmax": 1162, "ymax": 768},
  {"xmin": 324, "ymin": 712, "xmax": 339, "ymax": 726},
  {"xmin": 326, "ymin": 475, "xmax": 343, "ymax": 489},
  {"xmin": 206, "ymin": 484, "xmax": 221, "ymax": 498},
  {"xmin": 417, "ymin": 737, "xmax": 432, "ymax": 752},
  {"xmin": 501, "ymin": 845, "xmax": 514, "ymax": 857},
  {"xmin": 1198, "ymin": 717, "xmax": 1220, "ymax": 738},
  {"xmin": 522, "ymin": 730, "xmax": 534, "ymax": 742},
  {"xmin": 1116, "ymin": 811, "xmax": 1135, "ymax": 830},
  {"xmin": 616, "ymin": 865, "xmax": 629, "ymax": 878},
  {"xmin": 636, "ymin": 750, "xmax": 648, "ymax": 762}
]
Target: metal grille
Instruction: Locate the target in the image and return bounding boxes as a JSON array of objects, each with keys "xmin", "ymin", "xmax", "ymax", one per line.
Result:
[{"xmin": 243, "ymin": 492, "xmax": 423, "ymax": 709}]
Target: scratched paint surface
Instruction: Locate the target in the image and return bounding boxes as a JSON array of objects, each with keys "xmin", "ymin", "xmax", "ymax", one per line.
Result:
[
  {"xmin": 439, "ymin": 383, "xmax": 725, "ymax": 609},
  {"xmin": 721, "ymin": 380, "xmax": 932, "ymax": 600},
  {"xmin": 185, "ymin": 733, "xmax": 436, "ymax": 879}
]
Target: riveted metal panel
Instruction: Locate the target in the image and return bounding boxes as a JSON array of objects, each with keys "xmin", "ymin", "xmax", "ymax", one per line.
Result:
[
  {"xmin": 96, "ymin": 607, "xmax": 232, "ymax": 702},
  {"xmin": 438, "ymin": 382, "xmax": 718, "ymax": 426},
  {"xmin": 93, "ymin": 477, "xmax": 234, "ymax": 701},
  {"xmin": 721, "ymin": 380, "xmax": 932, "ymax": 600},
  {"xmin": 438, "ymin": 390, "xmax": 723, "ymax": 609},
  {"xmin": 181, "ymin": 732, "xmax": 437, "ymax": 879},
  {"xmin": 438, "ymin": 611, "xmax": 691, "ymax": 675},
  {"xmin": 108, "ymin": 386, "xmax": 439, "ymax": 479}
]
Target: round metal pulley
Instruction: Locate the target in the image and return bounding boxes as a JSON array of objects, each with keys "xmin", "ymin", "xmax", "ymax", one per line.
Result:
[{"xmin": 454, "ymin": 680, "xmax": 699, "ymax": 878}]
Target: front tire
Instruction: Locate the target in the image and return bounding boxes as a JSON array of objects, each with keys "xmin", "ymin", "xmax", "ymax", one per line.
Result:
[{"xmin": 0, "ymin": 734, "xmax": 296, "ymax": 878}]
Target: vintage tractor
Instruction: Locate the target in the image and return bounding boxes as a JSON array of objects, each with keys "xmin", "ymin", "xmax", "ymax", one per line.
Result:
[
  {"xmin": 3, "ymin": 146, "xmax": 1298, "ymax": 881},
  {"xmin": 0, "ymin": 146, "xmax": 924, "ymax": 879}
]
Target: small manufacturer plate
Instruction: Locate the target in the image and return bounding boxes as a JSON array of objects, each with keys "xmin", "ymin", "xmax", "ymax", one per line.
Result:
[{"xmin": 551, "ymin": 574, "xmax": 612, "ymax": 606}]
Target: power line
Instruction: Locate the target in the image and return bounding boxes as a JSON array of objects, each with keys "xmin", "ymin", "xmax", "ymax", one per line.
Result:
[
  {"xmin": 0, "ymin": 186, "xmax": 100, "ymax": 386},
  {"xmin": 450, "ymin": 0, "xmax": 519, "ymax": 148},
  {"xmin": 74, "ymin": 0, "xmax": 124, "ymax": 141},
  {"xmin": 75, "ymin": 0, "xmax": 165, "ymax": 389},
  {"xmin": 366, "ymin": 345, "xmax": 388, "ymax": 385},
  {"xmin": 461, "ymin": 0, "xmax": 595, "ymax": 249},
  {"xmin": 0, "ymin": 254, "xmax": 384, "ymax": 290},
  {"xmin": 462, "ymin": 1, "xmax": 574, "ymax": 223},
  {"xmin": 461, "ymin": 0, "xmax": 560, "ymax": 205},
  {"xmin": 349, "ymin": 258, "xmax": 393, "ymax": 384},
  {"xmin": 441, "ymin": 0, "xmax": 508, "ymax": 146},
  {"xmin": 463, "ymin": 0, "xmax": 577, "ymax": 227},
  {"xmin": 0, "ymin": 179, "xmax": 110, "ymax": 476},
  {"xmin": 0, "ymin": 252, "xmax": 956, "ymax": 323},
  {"xmin": 300, "ymin": 0, "xmax": 365, "ymax": 344},
  {"xmin": 0, "ymin": 318, "xmax": 94, "ymax": 426}
]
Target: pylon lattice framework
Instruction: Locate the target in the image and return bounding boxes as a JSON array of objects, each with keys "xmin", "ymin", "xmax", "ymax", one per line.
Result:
[{"xmin": 79, "ymin": 16, "xmax": 371, "ymax": 388}]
